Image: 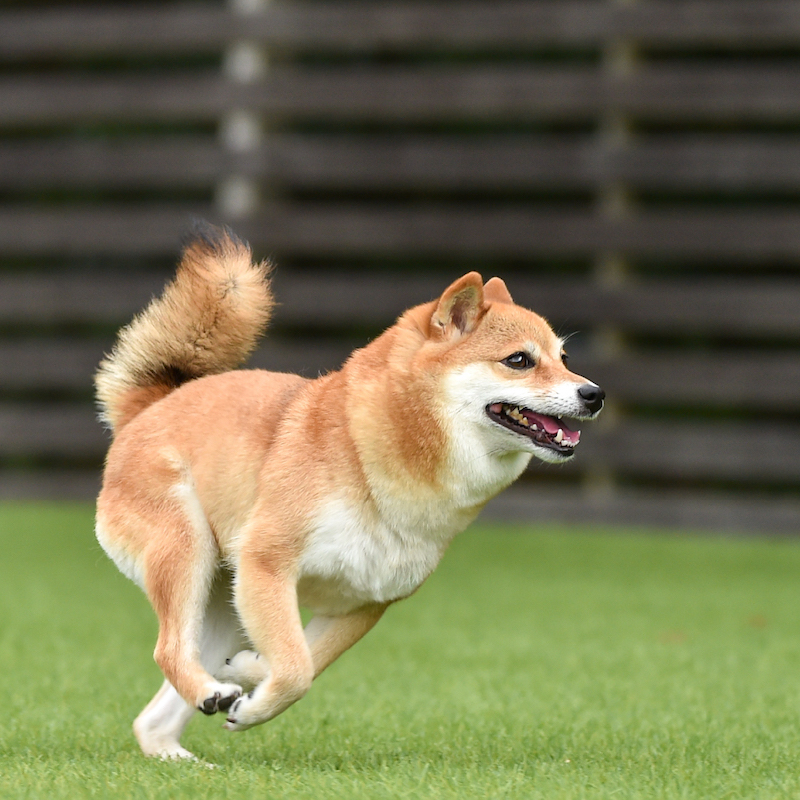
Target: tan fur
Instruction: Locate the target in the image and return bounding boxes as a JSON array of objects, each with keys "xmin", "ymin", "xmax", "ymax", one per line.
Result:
[
  {"xmin": 95, "ymin": 224, "xmax": 603, "ymax": 760},
  {"xmin": 95, "ymin": 223, "xmax": 273, "ymax": 432}
]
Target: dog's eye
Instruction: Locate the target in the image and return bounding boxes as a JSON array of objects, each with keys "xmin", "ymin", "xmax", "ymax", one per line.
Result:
[
  {"xmin": 561, "ymin": 352, "xmax": 569, "ymax": 366},
  {"xmin": 502, "ymin": 352, "xmax": 533, "ymax": 370}
]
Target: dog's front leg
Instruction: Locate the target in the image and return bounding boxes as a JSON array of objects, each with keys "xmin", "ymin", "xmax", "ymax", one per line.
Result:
[
  {"xmin": 224, "ymin": 553, "xmax": 313, "ymax": 732},
  {"xmin": 220, "ymin": 603, "xmax": 388, "ymax": 689},
  {"xmin": 222, "ymin": 599, "xmax": 388, "ymax": 731},
  {"xmin": 304, "ymin": 604, "xmax": 388, "ymax": 676}
]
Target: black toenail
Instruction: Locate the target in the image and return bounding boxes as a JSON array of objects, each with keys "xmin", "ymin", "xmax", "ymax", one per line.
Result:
[
  {"xmin": 217, "ymin": 692, "xmax": 240, "ymax": 712},
  {"xmin": 200, "ymin": 692, "xmax": 220, "ymax": 715}
]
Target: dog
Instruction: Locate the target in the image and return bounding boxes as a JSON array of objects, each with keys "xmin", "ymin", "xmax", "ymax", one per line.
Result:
[{"xmin": 94, "ymin": 223, "xmax": 604, "ymax": 759}]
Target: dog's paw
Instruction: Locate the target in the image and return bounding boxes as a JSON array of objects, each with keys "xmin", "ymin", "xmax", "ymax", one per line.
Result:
[
  {"xmin": 197, "ymin": 682, "xmax": 243, "ymax": 716},
  {"xmin": 222, "ymin": 693, "xmax": 259, "ymax": 732},
  {"xmin": 216, "ymin": 650, "xmax": 269, "ymax": 692}
]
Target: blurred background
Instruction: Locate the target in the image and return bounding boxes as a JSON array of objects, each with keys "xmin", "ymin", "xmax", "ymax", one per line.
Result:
[{"xmin": 0, "ymin": 0, "xmax": 799, "ymax": 534}]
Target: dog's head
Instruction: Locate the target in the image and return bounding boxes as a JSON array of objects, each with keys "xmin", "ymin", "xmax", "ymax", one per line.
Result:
[{"xmin": 416, "ymin": 272, "xmax": 604, "ymax": 465}]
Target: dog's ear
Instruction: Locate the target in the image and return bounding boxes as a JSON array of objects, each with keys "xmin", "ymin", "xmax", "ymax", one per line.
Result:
[
  {"xmin": 484, "ymin": 276, "xmax": 514, "ymax": 305},
  {"xmin": 431, "ymin": 272, "xmax": 486, "ymax": 339}
]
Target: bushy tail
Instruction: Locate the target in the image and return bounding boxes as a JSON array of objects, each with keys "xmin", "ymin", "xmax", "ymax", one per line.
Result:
[{"xmin": 95, "ymin": 223, "xmax": 274, "ymax": 434}]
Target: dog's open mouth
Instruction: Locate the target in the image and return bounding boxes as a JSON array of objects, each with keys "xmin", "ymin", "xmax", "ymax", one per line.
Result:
[{"xmin": 486, "ymin": 403, "xmax": 580, "ymax": 454}]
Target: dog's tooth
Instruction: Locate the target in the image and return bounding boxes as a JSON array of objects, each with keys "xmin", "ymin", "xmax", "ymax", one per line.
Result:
[
  {"xmin": 555, "ymin": 428, "xmax": 564, "ymax": 444},
  {"xmin": 531, "ymin": 424, "xmax": 538, "ymax": 431}
]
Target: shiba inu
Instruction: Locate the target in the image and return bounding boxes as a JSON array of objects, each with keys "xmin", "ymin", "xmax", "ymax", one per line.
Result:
[{"xmin": 95, "ymin": 223, "xmax": 604, "ymax": 760}]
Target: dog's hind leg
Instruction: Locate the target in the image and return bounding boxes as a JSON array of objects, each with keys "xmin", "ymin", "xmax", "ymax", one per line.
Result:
[
  {"xmin": 133, "ymin": 680, "xmax": 196, "ymax": 760},
  {"xmin": 134, "ymin": 571, "xmax": 249, "ymax": 759},
  {"xmin": 138, "ymin": 480, "xmax": 245, "ymax": 720}
]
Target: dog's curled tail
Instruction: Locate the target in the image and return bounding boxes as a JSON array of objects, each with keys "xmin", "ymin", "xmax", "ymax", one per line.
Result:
[{"xmin": 95, "ymin": 223, "xmax": 274, "ymax": 434}]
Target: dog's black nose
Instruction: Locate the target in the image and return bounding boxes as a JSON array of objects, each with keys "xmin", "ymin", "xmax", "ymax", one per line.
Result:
[{"xmin": 578, "ymin": 384, "xmax": 605, "ymax": 414}]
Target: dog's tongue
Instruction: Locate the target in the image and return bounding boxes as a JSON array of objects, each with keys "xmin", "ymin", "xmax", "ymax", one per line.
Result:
[{"xmin": 523, "ymin": 411, "xmax": 581, "ymax": 444}]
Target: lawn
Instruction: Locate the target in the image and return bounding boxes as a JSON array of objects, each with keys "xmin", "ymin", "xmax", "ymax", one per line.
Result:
[{"xmin": 2, "ymin": 502, "xmax": 800, "ymax": 799}]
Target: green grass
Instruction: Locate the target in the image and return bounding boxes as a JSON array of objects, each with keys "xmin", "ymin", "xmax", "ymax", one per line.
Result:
[{"xmin": 2, "ymin": 503, "xmax": 800, "ymax": 798}]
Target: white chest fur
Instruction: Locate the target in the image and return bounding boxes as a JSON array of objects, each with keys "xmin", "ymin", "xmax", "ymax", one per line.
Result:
[{"xmin": 297, "ymin": 498, "xmax": 457, "ymax": 615}]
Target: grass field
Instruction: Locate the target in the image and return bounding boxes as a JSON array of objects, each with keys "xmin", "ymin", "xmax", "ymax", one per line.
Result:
[{"xmin": 2, "ymin": 502, "xmax": 800, "ymax": 799}]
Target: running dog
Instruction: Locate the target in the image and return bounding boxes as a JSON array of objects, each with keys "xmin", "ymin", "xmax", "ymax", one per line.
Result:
[{"xmin": 95, "ymin": 223, "xmax": 604, "ymax": 759}]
